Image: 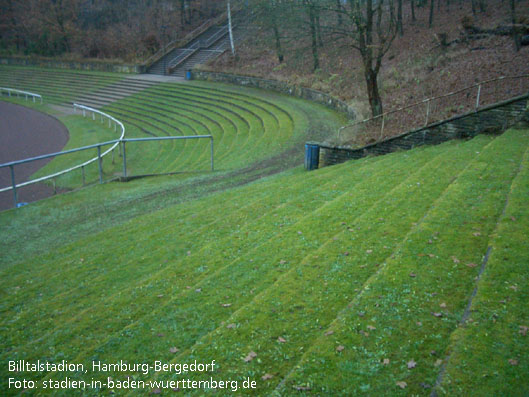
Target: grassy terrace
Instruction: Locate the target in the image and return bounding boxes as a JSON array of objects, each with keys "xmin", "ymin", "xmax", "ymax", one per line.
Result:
[
  {"xmin": 0, "ymin": 65, "xmax": 343, "ymax": 185},
  {"xmin": 1, "ymin": 122, "xmax": 527, "ymax": 395}
]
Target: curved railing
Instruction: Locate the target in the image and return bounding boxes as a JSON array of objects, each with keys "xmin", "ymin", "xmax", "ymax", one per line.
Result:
[
  {"xmin": 1, "ymin": 87, "xmax": 42, "ymax": 103},
  {"xmin": 0, "ymin": 103, "xmax": 125, "ymax": 197},
  {"xmin": 336, "ymin": 74, "xmax": 529, "ymax": 146}
]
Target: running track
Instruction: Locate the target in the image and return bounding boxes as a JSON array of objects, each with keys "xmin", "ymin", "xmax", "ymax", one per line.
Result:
[{"xmin": 0, "ymin": 102, "xmax": 69, "ymax": 211}]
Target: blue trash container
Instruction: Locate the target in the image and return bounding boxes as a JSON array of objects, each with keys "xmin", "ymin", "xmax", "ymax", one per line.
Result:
[
  {"xmin": 304, "ymin": 143, "xmax": 320, "ymax": 171},
  {"xmin": 185, "ymin": 70, "xmax": 192, "ymax": 80}
]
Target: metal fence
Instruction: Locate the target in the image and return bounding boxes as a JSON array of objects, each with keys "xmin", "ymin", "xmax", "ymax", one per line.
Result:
[
  {"xmin": 1, "ymin": 87, "xmax": 42, "ymax": 103},
  {"xmin": 336, "ymin": 75, "xmax": 529, "ymax": 146},
  {"xmin": 0, "ymin": 101, "xmax": 214, "ymax": 209}
]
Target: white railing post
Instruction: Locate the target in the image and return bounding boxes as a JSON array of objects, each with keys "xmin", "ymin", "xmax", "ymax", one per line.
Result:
[
  {"xmin": 380, "ymin": 114, "xmax": 385, "ymax": 140},
  {"xmin": 425, "ymin": 99, "xmax": 431, "ymax": 126},
  {"xmin": 476, "ymin": 84, "xmax": 482, "ymax": 110}
]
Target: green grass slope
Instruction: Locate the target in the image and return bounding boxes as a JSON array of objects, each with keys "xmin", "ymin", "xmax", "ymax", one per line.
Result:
[{"xmin": 1, "ymin": 128, "xmax": 527, "ymax": 395}]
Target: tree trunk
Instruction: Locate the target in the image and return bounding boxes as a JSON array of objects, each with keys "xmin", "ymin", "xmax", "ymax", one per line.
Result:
[
  {"xmin": 316, "ymin": 12, "xmax": 324, "ymax": 47},
  {"xmin": 429, "ymin": 0, "xmax": 435, "ymax": 27},
  {"xmin": 272, "ymin": 23, "xmax": 284, "ymax": 63},
  {"xmin": 365, "ymin": 68, "xmax": 383, "ymax": 117},
  {"xmin": 397, "ymin": 0, "xmax": 403, "ymax": 35},
  {"xmin": 336, "ymin": 0, "xmax": 343, "ymax": 26},
  {"xmin": 308, "ymin": 4, "xmax": 320, "ymax": 71},
  {"xmin": 510, "ymin": 0, "xmax": 521, "ymax": 51},
  {"xmin": 179, "ymin": 0, "xmax": 185, "ymax": 27},
  {"xmin": 411, "ymin": 0, "xmax": 416, "ymax": 22}
]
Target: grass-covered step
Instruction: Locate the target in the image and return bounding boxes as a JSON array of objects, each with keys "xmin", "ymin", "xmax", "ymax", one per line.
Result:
[
  {"xmin": 144, "ymin": 134, "xmax": 499, "ymax": 392},
  {"xmin": 0, "ymin": 154, "xmax": 374, "ymax": 332},
  {"xmin": 434, "ymin": 131, "xmax": 529, "ymax": 396},
  {"xmin": 0, "ymin": 65, "xmax": 122, "ymax": 104},
  {"xmin": 0, "ymin": 136, "xmax": 493, "ymax": 391},
  {"xmin": 277, "ymin": 129, "xmax": 529, "ymax": 396},
  {"xmin": 0, "ymin": 148, "xmax": 395, "ymax": 363}
]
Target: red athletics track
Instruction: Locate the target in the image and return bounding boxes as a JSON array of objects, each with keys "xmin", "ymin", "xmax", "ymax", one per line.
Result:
[{"xmin": 0, "ymin": 101, "xmax": 69, "ymax": 211}]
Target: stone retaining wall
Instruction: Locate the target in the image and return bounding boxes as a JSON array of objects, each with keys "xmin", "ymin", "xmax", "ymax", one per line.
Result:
[
  {"xmin": 0, "ymin": 57, "xmax": 144, "ymax": 74},
  {"xmin": 191, "ymin": 70, "xmax": 356, "ymax": 119},
  {"xmin": 317, "ymin": 93, "xmax": 529, "ymax": 167}
]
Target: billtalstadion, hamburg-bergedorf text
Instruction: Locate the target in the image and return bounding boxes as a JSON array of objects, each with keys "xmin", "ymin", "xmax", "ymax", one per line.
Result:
[{"xmin": 7, "ymin": 359, "xmax": 258, "ymax": 392}]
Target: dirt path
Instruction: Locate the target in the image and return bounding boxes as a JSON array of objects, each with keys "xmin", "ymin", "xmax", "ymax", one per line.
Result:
[{"xmin": 0, "ymin": 102, "xmax": 69, "ymax": 211}]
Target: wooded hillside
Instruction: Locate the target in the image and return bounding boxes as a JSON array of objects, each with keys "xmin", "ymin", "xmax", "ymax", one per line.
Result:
[{"xmin": 0, "ymin": 0, "xmax": 225, "ymax": 61}]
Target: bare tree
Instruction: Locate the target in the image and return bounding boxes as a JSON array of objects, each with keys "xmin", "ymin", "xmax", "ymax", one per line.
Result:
[{"xmin": 330, "ymin": 0, "xmax": 398, "ymax": 116}]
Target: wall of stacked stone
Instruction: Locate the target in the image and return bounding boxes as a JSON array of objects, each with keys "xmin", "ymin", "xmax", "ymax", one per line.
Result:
[
  {"xmin": 318, "ymin": 93, "xmax": 529, "ymax": 167},
  {"xmin": 0, "ymin": 57, "xmax": 145, "ymax": 74},
  {"xmin": 191, "ymin": 70, "xmax": 356, "ymax": 119}
]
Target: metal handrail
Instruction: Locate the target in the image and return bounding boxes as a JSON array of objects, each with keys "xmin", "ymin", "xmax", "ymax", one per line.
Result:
[
  {"xmin": 202, "ymin": 25, "xmax": 229, "ymax": 48},
  {"xmin": 337, "ymin": 74, "xmax": 529, "ymax": 142},
  {"xmin": 143, "ymin": 17, "xmax": 224, "ymax": 68},
  {"xmin": 1, "ymin": 87, "xmax": 43, "ymax": 103},
  {"xmin": 0, "ymin": 104, "xmax": 125, "ymax": 198},
  {"xmin": 167, "ymin": 43, "xmax": 200, "ymax": 69},
  {"xmin": 0, "ymin": 101, "xmax": 215, "ymax": 208}
]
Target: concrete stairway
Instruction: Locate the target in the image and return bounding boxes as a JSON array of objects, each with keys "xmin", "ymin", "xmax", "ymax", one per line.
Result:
[
  {"xmin": 147, "ymin": 25, "xmax": 230, "ymax": 76},
  {"xmin": 74, "ymin": 78, "xmax": 159, "ymax": 109}
]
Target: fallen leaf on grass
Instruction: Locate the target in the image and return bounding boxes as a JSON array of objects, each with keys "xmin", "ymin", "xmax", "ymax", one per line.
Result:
[
  {"xmin": 325, "ymin": 330, "xmax": 334, "ymax": 336},
  {"xmin": 382, "ymin": 358, "xmax": 390, "ymax": 365},
  {"xmin": 508, "ymin": 359, "xmax": 518, "ymax": 366},
  {"xmin": 169, "ymin": 347, "xmax": 179, "ymax": 354},
  {"xmin": 440, "ymin": 302, "xmax": 447, "ymax": 308},
  {"xmin": 226, "ymin": 323, "xmax": 236, "ymax": 329},
  {"xmin": 262, "ymin": 373, "xmax": 274, "ymax": 380},
  {"xmin": 466, "ymin": 263, "xmax": 478, "ymax": 268},
  {"xmin": 195, "ymin": 288, "xmax": 201, "ymax": 293},
  {"xmin": 277, "ymin": 336, "xmax": 287, "ymax": 343},
  {"xmin": 343, "ymin": 251, "xmax": 350, "ymax": 256},
  {"xmin": 293, "ymin": 385, "xmax": 311, "ymax": 391},
  {"xmin": 473, "ymin": 232, "xmax": 481, "ymax": 237},
  {"xmin": 336, "ymin": 345, "xmax": 345, "ymax": 352},
  {"xmin": 509, "ymin": 285, "xmax": 518, "ymax": 291},
  {"xmin": 221, "ymin": 303, "xmax": 232, "ymax": 307},
  {"xmin": 366, "ymin": 250, "xmax": 373, "ymax": 254},
  {"xmin": 367, "ymin": 325, "xmax": 376, "ymax": 331},
  {"xmin": 157, "ymin": 294, "xmax": 164, "ymax": 298},
  {"xmin": 409, "ymin": 272, "xmax": 417, "ymax": 278},
  {"xmin": 407, "ymin": 360, "xmax": 417, "ymax": 369},
  {"xmin": 428, "ymin": 254, "xmax": 435, "ymax": 258},
  {"xmin": 451, "ymin": 256, "xmax": 460, "ymax": 264},
  {"xmin": 279, "ymin": 260, "xmax": 287, "ymax": 265},
  {"xmin": 396, "ymin": 381, "xmax": 407, "ymax": 389},
  {"xmin": 433, "ymin": 312, "xmax": 443, "ymax": 318},
  {"xmin": 244, "ymin": 351, "xmax": 257, "ymax": 362},
  {"xmin": 434, "ymin": 359, "xmax": 443, "ymax": 367},
  {"xmin": 519, "ymin": 326, "xmax": 528, "ymax": 336}
]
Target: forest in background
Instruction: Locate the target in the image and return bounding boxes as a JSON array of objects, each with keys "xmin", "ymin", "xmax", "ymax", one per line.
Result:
[
  {"xmin": 1, "ymin": 0, "xmax": 527, "ymax": 118},
  {"xmin": 0, "ymin": 0, "xmax": 225, "ymax": 61}
]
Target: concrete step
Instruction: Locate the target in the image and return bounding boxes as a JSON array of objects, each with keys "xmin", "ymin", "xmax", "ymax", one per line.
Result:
[{"xmin": 73, "ymin": 79, "xmax": 160, "ymax": 107}]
